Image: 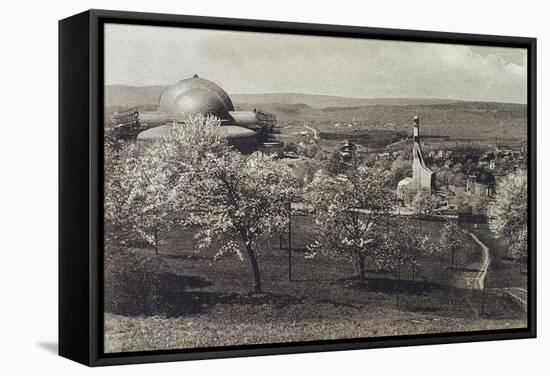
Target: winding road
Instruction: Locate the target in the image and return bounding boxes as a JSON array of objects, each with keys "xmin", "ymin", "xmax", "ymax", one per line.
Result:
[
  {"xmin": 303, "ymin": 124, "xmax": 319, "ymax": 139},
  {"xmin": 465, "ymin": 232, "xmax": 527, "ymax": 311},
  {"xmin": 501, "ymin": 287, "xmax": 528, "ymax": 311},
  {"xmin": 467, "ymin": 232, "xmax": 491, "ymax": 290}
]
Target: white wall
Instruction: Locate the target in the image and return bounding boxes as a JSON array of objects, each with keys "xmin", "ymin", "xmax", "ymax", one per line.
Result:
[{"xmin": 0, "ymin": 0, "xmax": 546, "ymax": 374}]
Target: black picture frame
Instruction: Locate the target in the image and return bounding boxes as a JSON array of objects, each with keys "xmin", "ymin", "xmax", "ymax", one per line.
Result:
[{"xmin": 59, "ymin": 9, "xmax": 537, "ymax": 367}]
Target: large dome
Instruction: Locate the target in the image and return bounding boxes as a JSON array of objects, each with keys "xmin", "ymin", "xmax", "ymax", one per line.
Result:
[
  {"xmin": 158, "ymin": 75, "xmax": 235, "ymax": 121},
  {"xmin": 169, "ymin": 88, "xmax": 231, "ymax": 119}
]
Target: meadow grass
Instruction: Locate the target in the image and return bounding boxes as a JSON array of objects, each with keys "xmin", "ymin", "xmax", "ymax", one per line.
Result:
[{"xmin": 104, "ymin": 217, "xmax": 527, "ymax": 353}]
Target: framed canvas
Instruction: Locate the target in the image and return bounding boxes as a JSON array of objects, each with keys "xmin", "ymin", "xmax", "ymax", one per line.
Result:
[{"xmin": 59, "ymin": 9, "xmax": 536, "ymax": 366}]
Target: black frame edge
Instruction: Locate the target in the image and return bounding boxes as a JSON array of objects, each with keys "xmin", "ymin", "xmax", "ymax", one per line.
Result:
[
  {"xmin": 88, "ymin": 8, "xmax": 535, "ymax": 45},
  {"xmin": 527, "ymin": 38, "xmax": 537, "ymax": 338},
  {"xmin": 59, "ymin": 10, "xmax": 93, "ymax": 366}
]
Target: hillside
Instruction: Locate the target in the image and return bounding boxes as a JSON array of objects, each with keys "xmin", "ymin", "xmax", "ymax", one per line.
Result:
[
  {"xmin": 104, "ymin": 85, "xmax": 527, "ymax": 139},
  {"xmin": 105, "ymin": 85, "xmax": 165, "ymax": 108},
  {"xmin": 237, "ymin": 101, "xmax": 527, "ymax": 139},
  {"xmin": 105, "ymin": 85, "xmax": 463, "ymax": 109},
  {"xmin": 231, "ymin": 93, "xmax": 462, "ymax": 109}
]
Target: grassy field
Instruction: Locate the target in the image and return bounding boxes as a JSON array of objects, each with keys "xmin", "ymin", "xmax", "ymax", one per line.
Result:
[{"xmin": 104, "ymin": 216, "xmax": 527, "ymax": 353}]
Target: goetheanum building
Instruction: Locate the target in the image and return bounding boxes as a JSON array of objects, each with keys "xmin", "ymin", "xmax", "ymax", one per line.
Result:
[
  {"xmin": 397, "ymin": 116, "xmax": 435, "ymax": 205},
  {"xmin": 111, "ymin": 75, "xmax": 281, "ymax": 154}
]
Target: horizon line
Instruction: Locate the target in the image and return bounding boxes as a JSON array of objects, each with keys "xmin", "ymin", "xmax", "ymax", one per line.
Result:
[{"xmin": 104, "ymin": 85, "xmax": 527, "ymax": 105}]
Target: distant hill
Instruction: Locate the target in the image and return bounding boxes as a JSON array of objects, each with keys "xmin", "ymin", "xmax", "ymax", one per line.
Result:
[
  {"xmin": 104, "ymin": 85, "xmax": 527, "ymax": 139},
  {"xmin": 231, "ymin": 93, "xmax": 462, "ymax": 109},
  {"xmin": 105, "ymin": 85, "xmax": 165, "ymax": 108},
  {"xmin": 105, "ymin": 85, "xmax": 464, "ymax": 109}
]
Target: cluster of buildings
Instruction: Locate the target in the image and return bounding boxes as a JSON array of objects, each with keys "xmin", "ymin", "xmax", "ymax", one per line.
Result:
[
  {"xmin": 110, "ymin": 75, "xmax": 522, "ymax": 216},
  {"xmin": 395, "ymin": 116, "xmax": 505, "ymax": 211}
]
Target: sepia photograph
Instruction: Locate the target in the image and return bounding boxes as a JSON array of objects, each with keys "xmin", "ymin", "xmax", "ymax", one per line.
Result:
[{"xmin": 102, "ymin": 22, "xmax": 529, "ymax": 354}]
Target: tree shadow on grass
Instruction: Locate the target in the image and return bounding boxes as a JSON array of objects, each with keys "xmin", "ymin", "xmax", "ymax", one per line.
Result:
[
  {"xmin": 447, "ymin": 266, "xmax": 482, "ymax": 273},
  {"xmin": 345, "ymin": 276, "xmax": 448, "ymax": 297},
  {"xmin": 157, "ymin": 272, "xmax": 214, "ymax": 290},
  {"xmin": 157, "ymin": 292, "xmax": 305, "ymax": 317},
  {"xmin": 107, "ymin": 271, "xmax": 305, "ymax": 318},
  {"xmin": 158, "ymin": 290, "xmax": 305, "ymax": 318},
  {"xmin": 162, "ymin": 254, "xmax": 214, "ymax": 262},
  {"xmin": 290, "ymin": 277, "xmax": 340, "ymax": 282}
]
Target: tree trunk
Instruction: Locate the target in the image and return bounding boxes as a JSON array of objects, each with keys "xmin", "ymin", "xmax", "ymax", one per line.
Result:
[
  {"xmin": 243, "ymin": 239, "xmax": 262, "ymax": 293},
  {"xmin": 357, "ymin": 252, "xmax": 366, "ymax": 281},
  {"xmin": 154, "ymin": 228, "xmax": 158, "ymax": 255},
  {"xmin": 288, "ymin": 203, "xmax": 292, "ymax": 281},
  {"xmin": 396, "ymin": 262, "xmax": 401, "ymax": 307},
  {"xmin": 451, "ymin": 248, "xmax": 455, "ymax": 269}
]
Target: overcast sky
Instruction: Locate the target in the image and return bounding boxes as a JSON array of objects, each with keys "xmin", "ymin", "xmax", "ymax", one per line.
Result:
[{"xmin": 105, "ymin": 23, "xmax": 527, "ymax": 103}]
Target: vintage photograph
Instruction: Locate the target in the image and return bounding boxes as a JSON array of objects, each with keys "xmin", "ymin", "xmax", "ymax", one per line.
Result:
[{"xmin": 103, "ymin": 23, "xmax": 529, "ymax": 353}]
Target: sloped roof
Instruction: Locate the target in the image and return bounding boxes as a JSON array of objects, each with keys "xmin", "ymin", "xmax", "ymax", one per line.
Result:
[{"xmin": 398, "ymin": 177, "xmax": 414, "ymax": 187}]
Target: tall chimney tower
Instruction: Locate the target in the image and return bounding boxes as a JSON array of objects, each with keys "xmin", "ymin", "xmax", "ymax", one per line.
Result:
[
  {"xmin": 396, "ymin": 115, "xmax": 434, "ymax": 205},
  {"xmin": 413, "ymin": 115, "xmax": 420, "ymax": 141}
]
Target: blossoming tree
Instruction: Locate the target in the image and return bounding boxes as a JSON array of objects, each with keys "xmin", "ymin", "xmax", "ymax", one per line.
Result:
[
  {"xmin": 104, "ymin": 139, "xmax": 175, "ymax": 253},
  {"xmin": 440, "ymin": 219, "xmax": 466, "ymax": 269},
  {"xmin": 304, "ymin": 167, "xmax": 393, "ymax": 282},
  {"xmin": 146, "ymin": 115, "xmax": 298, "ymax": 293},
  {"xmin": 488, "ymin": 168, "xmax": 528, "ymax": 268}
]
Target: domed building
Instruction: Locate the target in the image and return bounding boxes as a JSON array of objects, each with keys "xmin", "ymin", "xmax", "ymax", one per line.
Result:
[
  {"xmin": 157, "ymin": 74, "xmax": 235, "ymax": 121},
  {"xmin": 466, "ymin": 167, "xmax": 496, "ymax": 196},
  {"xmin": 111, "ymin": 75, "xmax": 281, "ymax": 154}
]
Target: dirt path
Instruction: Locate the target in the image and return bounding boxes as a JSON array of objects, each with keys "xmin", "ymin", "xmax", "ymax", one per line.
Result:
[
  {"xmin": 303, "ymin": 124, "xmax": 318, "ymax": 139},
  {"xmin": 500, "ymin": 287, "xmax": 528, "ymax": 311},
  {"xmin": 464, "ymin": 232, "xmax": 491, "ymax": 290},
  {"xmin": 464, "ymin": 232, "xmax": 528, "ymax": 313}
]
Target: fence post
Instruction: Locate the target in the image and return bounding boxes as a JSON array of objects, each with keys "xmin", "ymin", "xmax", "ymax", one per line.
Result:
[
  {"xmin": 481, "ymin": 270, "xmax": 488, "ymax": 315},
  {"xmin": 154, "ymin": 228, "xmax": 158, "ymax": 255},
  {"xmin": 288, "ymin": 202, "xmax": 292, "ymax": 281}
]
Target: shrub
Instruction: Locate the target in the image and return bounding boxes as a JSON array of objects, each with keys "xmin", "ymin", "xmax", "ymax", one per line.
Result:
[
  {"xmin": 104, "ymin": 250, "xmax": 168, "ymax": 316},
  {"xmin": 283, "ymin": 141, "xmax": 299, "ymax": 154}
]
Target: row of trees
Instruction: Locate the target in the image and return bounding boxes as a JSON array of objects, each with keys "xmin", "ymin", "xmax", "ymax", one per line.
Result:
[
  {"xmin": 303, "ymin": 167, "xmax": 451, "ymax": 287},
  {"xmin": 105, "ymin": 114, "xmax": 528, "ymax": 293},
  {"xmin": 106, "ymin": 115, "xmax": 298, "ymax": 293}
]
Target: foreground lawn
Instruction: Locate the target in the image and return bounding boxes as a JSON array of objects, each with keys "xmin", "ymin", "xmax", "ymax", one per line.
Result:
[
  {"xmin": 104, "ymin": 217, "xmax": 526, "ymax": 353},
  {"xmin": 105, "ymin": 295, "xmax": 525, "ymax": 353}
]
